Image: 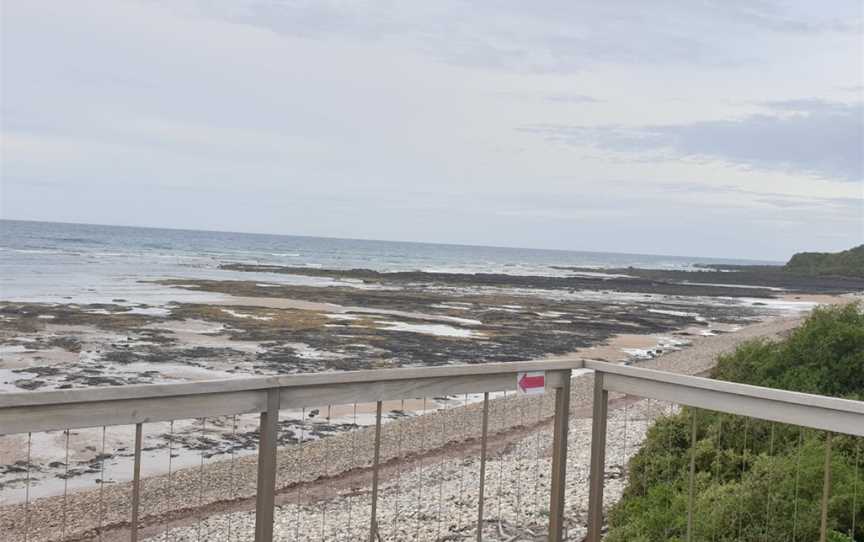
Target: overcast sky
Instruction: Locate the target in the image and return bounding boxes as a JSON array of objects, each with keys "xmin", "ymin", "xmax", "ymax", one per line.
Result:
[{"xmin": 1, "ymin": 1, "xmax": 862, "ymax": 260}]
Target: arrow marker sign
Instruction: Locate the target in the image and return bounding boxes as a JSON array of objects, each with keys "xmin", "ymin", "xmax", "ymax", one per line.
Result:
[{"xmin": 517, "ymin": 371, "xmax": 545, "ymax": 395}]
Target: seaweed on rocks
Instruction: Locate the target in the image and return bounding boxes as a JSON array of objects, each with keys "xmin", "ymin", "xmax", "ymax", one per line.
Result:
[
  {"xmin": 0, "ymin": 302, "xmax": 161, "ymax": 333},
  {"xmin": 218, "ymin": 263, "xmax": 784, "ymax": 297}
]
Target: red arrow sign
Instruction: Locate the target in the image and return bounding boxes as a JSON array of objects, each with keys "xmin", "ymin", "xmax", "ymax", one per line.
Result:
[{"xmin": 518, "ymin": 372, "xmax": 545, "ymax": 393}]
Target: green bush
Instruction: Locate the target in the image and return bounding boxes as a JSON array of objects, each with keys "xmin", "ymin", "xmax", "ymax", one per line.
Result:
[
  {"xmin": 785, "ymin": 245, "xmax": 864, "ymax": 278},
  {"xmin": 606, "ymin": 304, "xmax": 864, "ymax": 541}
]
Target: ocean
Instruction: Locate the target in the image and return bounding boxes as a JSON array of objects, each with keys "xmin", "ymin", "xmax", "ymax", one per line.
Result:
[{"xmin": 0, "ymin": 219, "xmax": 777, "ymax": 305}]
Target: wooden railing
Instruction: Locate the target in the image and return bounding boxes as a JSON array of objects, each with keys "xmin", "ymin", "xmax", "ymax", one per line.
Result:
[
  {"xmin": 1, "ymin": 359, "xmax": 862, "ymax": 541},
  {"xmin": 0, "ymin": 359, "xmax": 578, "ymax": 541}
]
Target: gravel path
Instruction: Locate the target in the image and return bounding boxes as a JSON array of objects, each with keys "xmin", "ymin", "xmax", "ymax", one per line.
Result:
[{"xmin": 0, "ymin": 316, "xmax": 803, "ymax": 541}]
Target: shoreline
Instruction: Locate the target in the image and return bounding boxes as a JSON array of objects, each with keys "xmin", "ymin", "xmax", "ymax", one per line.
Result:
[
  {"xmin": 1, "ymin": 274, "xmax": 836, "ymax": 500},
  {"xmin": 0, "ymin": 308, "xmax": 819, "ymax": 541},
  {"xmin": 0, "ymin": 293, "xmax": 821, "ymax": 505}
]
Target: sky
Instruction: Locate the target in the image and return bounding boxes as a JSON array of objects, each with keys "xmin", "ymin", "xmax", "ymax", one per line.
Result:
[{"xmin": 1, "ymin": 0, "xmax": 862, "ymax": 261}]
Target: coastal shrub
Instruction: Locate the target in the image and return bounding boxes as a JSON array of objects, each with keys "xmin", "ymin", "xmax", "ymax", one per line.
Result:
[
  {"xmin": 712, "ymin": 303, "xmax": 864, "ymax": 399},
  {"xmin": 606, "ymin": 304, "xmax": 864, "ymax": 541},
  {"xmin": 785, "ymin": 245, "xmax": 864, "ymax": 278}
]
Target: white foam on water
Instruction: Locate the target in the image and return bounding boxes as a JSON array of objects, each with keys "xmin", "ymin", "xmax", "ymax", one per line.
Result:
[
  {"xmin": 567, "ymin": 271, "xmax": 635, "ymax": 279},
  {"xmin": 126, "ymin": 306, "xmax": 171, "ymax": 317},
  {"xmin": 491, "ymin": 306, "xmax": 524, "ymax": 313},
  {"xmin": 221, "ymin": 308, "xmax": 273, "ymax": 320},
  {"xmin": 733, "ymin": 297, "xmax": 819, "ymax": 313},
  {"xmin": 349, "ymin": 307, "xmax": 482, "ymax": 326},
  {"xmin": 437, "ymin": 315, "xmax": 482, "ymax": 325},
  {"xmin": 380, "ymin": 321, "xmax": 481, "ymax": 338},
  {"xmin": 325, "ymin": 313, "xmax": 360, "ymax": 321},
  {"xmin": 431, "ymin": 302, "xmax": 473, "ymax": 310},
  {"xmin": 648, "ymin": 308, "xmax": 700, "ymax": 317}
]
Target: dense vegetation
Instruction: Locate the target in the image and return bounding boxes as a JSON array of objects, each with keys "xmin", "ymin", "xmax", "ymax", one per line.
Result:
[
  {"xmin": 606, "ymin": 304, "xmax": 864, "ymax": 541},
  {"xmin": 785, "ymin": 245, "xmax": 864, "ymax": 278}
]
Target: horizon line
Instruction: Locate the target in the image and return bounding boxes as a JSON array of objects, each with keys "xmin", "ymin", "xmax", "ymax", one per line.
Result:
[{"xmin": 0, "ymin": 217, "xmax": 785, "ymax": 265}]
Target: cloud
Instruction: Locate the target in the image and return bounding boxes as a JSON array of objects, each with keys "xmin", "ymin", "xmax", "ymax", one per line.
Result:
[
  {"xmin": 543, "ymin": 93, "xmax": 601, "ymax": 104},
  {"xmin": 2, "ymin": 0, "xmax": 862, "ymax": 260},
  {"xmin": 150, "ymin": 0, "xmax": 862, "ymax": 74},
  {"xmin": 721, "ymin": 0, "xmax": 863, "ymax": 34},
  {"xmin": 522, "ymin": 100, "xmax": 864, "ymax": 182}
]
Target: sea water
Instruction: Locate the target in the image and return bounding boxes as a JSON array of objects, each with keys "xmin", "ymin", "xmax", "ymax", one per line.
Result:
[{"xmin": 0, "ymin": 219, "xmax": 777, "ymax": 305}]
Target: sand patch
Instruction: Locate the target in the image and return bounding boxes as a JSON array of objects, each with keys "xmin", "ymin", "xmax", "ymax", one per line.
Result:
[{"xmin": 779, "ymin": 293, "xmax": 858, "ymax": 305}]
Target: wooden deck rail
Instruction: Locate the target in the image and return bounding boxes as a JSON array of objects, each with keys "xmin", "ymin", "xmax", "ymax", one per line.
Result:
[
  {"xmin": 0, "ymin": 358, "xmax": 582, "ymax": 542},
  {"xmin": 2, "ymin": 359, "xmax": 863, "ymax": 541}
]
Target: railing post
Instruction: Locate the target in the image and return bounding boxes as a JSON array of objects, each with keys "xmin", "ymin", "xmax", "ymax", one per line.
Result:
[
  {"xmin": 587, "ymin": 372, "xmax": 609, "ymax": 542},
  {"xmin": 686, "ymin": 411, "xmax": 698, "ymax": 542},
  {"xmin": 254, "ymin": 389, "xmax": 280, "ymax": 542},
  {"xmin": 548, "ymin": 369, "xmax": 572, "ymax": 542},
  {"xmin": 476, "ymin": 392, "xmax": 490, "ymax": 541},
  {"xmin": 819, "ymin": 432, "xmax": 833, "ymax": 542},
  {"xmin": 369, "ymin": 401, "xmax": 383, "ymax": 542},
  {"xmin": 131, "ymin": 423, "xmax": 143, "ymax": 542}
]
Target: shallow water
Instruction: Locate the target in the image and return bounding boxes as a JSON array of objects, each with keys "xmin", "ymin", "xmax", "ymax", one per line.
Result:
[{"xmin": 0, "ymin": 219, "xmax": 778, "ymax": 306}]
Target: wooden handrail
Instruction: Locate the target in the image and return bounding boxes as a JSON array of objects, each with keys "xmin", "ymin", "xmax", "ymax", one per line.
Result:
[{"xmin": 0, "ymin": 357, "xmax": 585, "ymax": 409}]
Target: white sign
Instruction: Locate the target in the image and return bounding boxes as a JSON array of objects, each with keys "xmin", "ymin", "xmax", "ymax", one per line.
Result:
[{"xmin": 517, "ymin": 371, "xmax": 546, "ymax": 395}]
